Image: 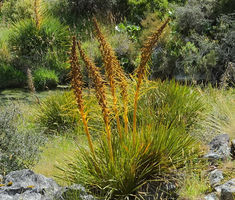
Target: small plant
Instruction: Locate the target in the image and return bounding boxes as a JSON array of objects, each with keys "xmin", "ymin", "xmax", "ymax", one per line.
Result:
[
  {"xmin": 33, "ymin": 67, "xmax": 59, "ymax": 90},
  {"xmin": 179, "ymin": 173, "xmax": 209, "ymax": 199},
  {"xmin": 0, "ymin": 104, "xmax": 45, "ymax": 174}
]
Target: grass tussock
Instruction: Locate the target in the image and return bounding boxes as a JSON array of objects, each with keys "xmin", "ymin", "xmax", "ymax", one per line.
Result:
[{"xmin": 55, "ymin": 18, "xmax": 206, "ymax": 199}]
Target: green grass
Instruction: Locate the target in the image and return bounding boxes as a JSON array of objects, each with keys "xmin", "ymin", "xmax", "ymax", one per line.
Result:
[
  {"xmin": 179, "ymin": 173, "xmax": 210, "ymax": 200},
  {"xmin": 33, "ymin": 135, "xmax": 84, "ymax": 186},
  {"xmin": 33, "ymin": 68, "xmax": 59, "ymax": 90}
]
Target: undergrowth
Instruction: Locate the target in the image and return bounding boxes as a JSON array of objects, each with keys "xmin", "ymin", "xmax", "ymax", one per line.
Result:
[{"xmin": 0, "ymin": 103, "xmax": 45, "ymax": 175}]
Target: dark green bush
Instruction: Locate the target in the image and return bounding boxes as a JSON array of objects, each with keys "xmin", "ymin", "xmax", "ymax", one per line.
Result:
[
  {"xmin": 9, "ymin": 16, "xmax": 70, "ymax": 73},
  {"xmin": 150, "ymin": 0, "xmax": 235, "ymax": 83},
  {"xmin": 0, "ymin": 104, "xmax": 45, "ymax": 174},
  {"xmin": 0, "ymin": 0, "xmax": 34, "ymax": 23},
  {"xmin": 0, "ymin": 64, "xmax": 26, "ymax": 89},
  {"xmin": 33, "ymin": 68, "xmax": 59, "ymax": 90}
]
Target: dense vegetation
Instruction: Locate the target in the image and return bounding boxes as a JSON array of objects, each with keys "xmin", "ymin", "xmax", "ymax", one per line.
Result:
[
  {"xmin": 1, "ymin": 0, "xmax": 234, "ymax": 89},
  {"xmin": 0, "ymin": 0, "xmax": 234, "ymax": 199}
]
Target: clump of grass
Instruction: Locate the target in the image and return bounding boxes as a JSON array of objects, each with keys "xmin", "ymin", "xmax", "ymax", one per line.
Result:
[
  {"xmin": 135, "ymin": 80, "xmax": 206, "ymax": 136},
  {"xmin": 179, "ymin": 173, "xmax": 210, "ymax": 200},
  {"xmin": 36, "ymin": 91, "xmax": 78, "ymax": 134},
  {"xmin": 62, "ymin": 123, "xmax": 199, "ymax": 199},
  {"xmin": 199, "ymin": 86, "xmax": 235, "ymax": 141},
  {"xmin": 58, "ymin": 18, "xmax": 203, "ymax": 199}
]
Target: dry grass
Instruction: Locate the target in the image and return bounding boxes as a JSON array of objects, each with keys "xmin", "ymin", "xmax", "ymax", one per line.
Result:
[{"xmin": 93, "ymin": 17, "xmax": 128, "ymax": 136}]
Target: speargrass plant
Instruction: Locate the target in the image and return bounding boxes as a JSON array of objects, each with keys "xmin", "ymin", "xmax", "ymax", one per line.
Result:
[{"xmin": 58, "ymin": 18, "xmax": 203, "ymax": 199}]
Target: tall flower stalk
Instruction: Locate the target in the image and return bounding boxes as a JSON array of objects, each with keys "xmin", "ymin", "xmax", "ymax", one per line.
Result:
[
  {"xmin": 93, "ymin": 17, "xmax": 129, "ymax": 135},
  {"xmin": 34, "ymin": 0, "xmax": 41, "ymax": 29},
  {"xmin": 77, "ymin": 41, "xmax": 113, "ymax": 162},
  {"xmin": 70, "ymin": 36, "xmax": 95, "ymax": 156},
  {"xmin": 133, "ymin": 18, "xmax": 170, "ymax": 140}
]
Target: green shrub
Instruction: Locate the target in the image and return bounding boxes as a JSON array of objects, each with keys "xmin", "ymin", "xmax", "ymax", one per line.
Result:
[
  {"xmin": 9, "ymin": 16, "xmax": 70, "ymax": 72},
  {"xmin": 0, "ymin": 0, "xmax": 34, "ymax": 23},
  {"xmin": 33, "ymin": 68, "xmax": 59, "ymax": 90},
  {"xmin": 148, "ymin": 0, "xmax": 234, "ymax": 82},
  {"xmin": 0, "ymin": 104, "xmax": 45, "ymax": 174},
  {"xmin": 0, "ymin": 64, "xmax": 26, "ymax": 88},
  {"xmin": 127, "ymin": 0, "xmax": 169, "ymax": 23}
]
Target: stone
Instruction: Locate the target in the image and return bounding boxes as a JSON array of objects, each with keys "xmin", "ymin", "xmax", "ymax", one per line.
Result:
[
  {"xmin": 231, "ymin": 139, "xmax": 235, "ymax": 159},
  {"xmin": 204, "ymin": 134, "xmax": 231, "ymax": 161},
  {"xmin": 0, "ymin": 169, "xmax": 61, "ymax": 200},
  {"xmin": 204, "ymin": 192, "xmax": 219, "ymax": 200},
  {"xmin": 221, "ymin": 188, "xmax": 235, "ymax": 200},
  {"xmin": 215, "ymin": 179, "xmax": 235, "ymax": 200},
  {"xmin": 0, "ymin": 169, "xmax": 96, "ymax": 200},
  {"xmin": 209, "ymin": 170, "xmax": 223, "ymax": 187}
]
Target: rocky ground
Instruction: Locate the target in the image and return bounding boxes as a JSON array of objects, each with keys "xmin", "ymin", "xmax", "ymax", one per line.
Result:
[{"xmin": 0, "ymin": 134, "xmax": 234, "ymax": 200}]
